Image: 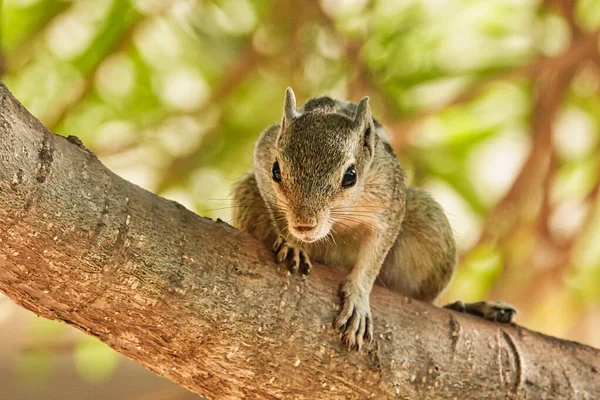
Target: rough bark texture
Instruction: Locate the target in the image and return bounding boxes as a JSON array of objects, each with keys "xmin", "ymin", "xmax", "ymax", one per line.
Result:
[{"xmin": 0, "ymin": 83, "xmax": 598, "ymax": 400}]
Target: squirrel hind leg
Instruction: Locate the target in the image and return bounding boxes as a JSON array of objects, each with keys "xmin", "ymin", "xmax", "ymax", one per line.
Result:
[{"xmin": 444, "ymin": 300, "xmax": 517, "ymax": 324}]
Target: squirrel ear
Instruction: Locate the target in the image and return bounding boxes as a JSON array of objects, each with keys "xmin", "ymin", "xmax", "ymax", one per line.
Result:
[
  {"xmin": 282, "ymin": 87, "xmax": 299, "ymax": 129},
  {"xmin": 354, "ymin": 96, "xmax": 371, "ymax": 129},
  {"xmin": 355, "ymin": 96, "xmax": 374, "ymax": 154}
]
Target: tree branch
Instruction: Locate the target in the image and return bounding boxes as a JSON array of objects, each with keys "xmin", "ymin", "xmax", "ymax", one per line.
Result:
[{"xmin": 0, "ymin": 84, "xmax": 598, "ymax": 399}]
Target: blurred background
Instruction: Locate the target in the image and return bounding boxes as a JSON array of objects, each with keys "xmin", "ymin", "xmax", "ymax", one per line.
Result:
[{"xmin": 1, "ymin": 0, "xmax": 600, "ymax": 398}]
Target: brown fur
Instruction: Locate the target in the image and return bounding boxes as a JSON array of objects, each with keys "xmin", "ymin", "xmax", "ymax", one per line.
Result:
[{"xmin": 232, "ymin": 88, "xmax": 513, "ymax": 350}]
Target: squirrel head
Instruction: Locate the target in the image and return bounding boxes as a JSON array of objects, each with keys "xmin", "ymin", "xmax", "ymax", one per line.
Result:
[{"xmin": 270, "ymin": 87, "xmax": 376, "ymax": 243}]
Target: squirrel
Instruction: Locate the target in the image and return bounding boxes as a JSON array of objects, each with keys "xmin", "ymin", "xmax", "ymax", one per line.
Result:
[{"xmin": 232, "ymin": 87, "xmax": 516, "ymax": 350}]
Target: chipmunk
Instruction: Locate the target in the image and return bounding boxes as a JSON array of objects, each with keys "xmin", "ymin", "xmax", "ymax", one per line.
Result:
[{"xmin": 232, "ymin": 87, "xmax": 516, "ymax": 350}]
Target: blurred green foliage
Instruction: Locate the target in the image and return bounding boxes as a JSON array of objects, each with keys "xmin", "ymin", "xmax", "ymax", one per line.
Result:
[
  {"xmin": 2, "ymin": 0, "xmax": 600, "ymax": 389},
  {"xmin": 16, "ymin": 319, "xmax": 64, "ymax": 384},
  {"xmin": 75, "ymin": 335, "xmax": 119, "ymax": 383}
]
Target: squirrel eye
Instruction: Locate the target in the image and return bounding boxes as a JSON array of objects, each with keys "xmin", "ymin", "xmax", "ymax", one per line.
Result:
[
  {"xmin": 272, "ymin": 161, "xmax": 282, "ymax": 183},
  {"xmin": 341, "ymin": 165, "xmax": 357, "ymax": 188}
]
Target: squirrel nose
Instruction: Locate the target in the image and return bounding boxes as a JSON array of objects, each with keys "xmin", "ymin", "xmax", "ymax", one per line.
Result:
[{"xmin": 294, "ymin": 222, "xmax": 318, "ymax": 232}]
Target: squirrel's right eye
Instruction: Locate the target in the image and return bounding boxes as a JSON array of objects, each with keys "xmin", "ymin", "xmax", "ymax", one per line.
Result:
[
  {"xmin": 272, "ymin": 161, "xmax": 282, "ymax": 183},
  {"xmin": 342, "ymin": 165, "xmax": 357, "ymax": 188}
]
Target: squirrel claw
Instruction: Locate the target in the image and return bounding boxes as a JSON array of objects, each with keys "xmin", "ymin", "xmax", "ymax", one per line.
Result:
[
  {"xmin": 273, "ymin": 236, "xmax": 312, "ymax": 275},
  {"xmin": 299, "ymin": 250, "xmax": 312, "ymax": 274},
  {"xmin": 334, "ymin": 282, "xmax": 373, "ymax": 351}
]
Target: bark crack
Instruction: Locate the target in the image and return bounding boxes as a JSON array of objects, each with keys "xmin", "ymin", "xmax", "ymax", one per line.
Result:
[
  {"xmin": 36, "ymin": 131, "xmax": 54, "ymax": 183},
  {"xmin": 91, "ymin": 176, "xmax": 111, "ymax": 243},
  {"xmin": 496, "ymin": 331, "xmax": 504, "ymax": 389},
  {"xmin": 447, "ymin": 313, "xmax": 461, "ymax": 355},
  {"xmin": 502, "ymin": 330, "xmax": 523, "ymax": 398},
  {"xmin": 563, "ymin": 369, "xmax": 576, "ymax": 398}
]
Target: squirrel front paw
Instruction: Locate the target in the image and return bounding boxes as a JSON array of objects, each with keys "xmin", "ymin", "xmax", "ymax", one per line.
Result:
[
  {"xmin": 272, "ymin": 236, "xmax": 312, "ymax": 274},
  {"xmin": 334, "ymin": 281, "xmax": 373, "ymax": 351}
]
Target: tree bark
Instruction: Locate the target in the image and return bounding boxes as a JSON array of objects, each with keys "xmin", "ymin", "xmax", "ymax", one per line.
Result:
[{"xmin": 0, "ymin": 83, "xmax": 598, "ymax": 400}]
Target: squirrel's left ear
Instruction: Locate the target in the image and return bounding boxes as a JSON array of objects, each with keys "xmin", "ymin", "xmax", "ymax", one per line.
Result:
[
  {"xmin": 354, "ymin": 96, "xmax": 374, "ymax": 154},
  {"xmin": 282, "ymin": 87, "xmax": 299, "ymax": 131}
]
